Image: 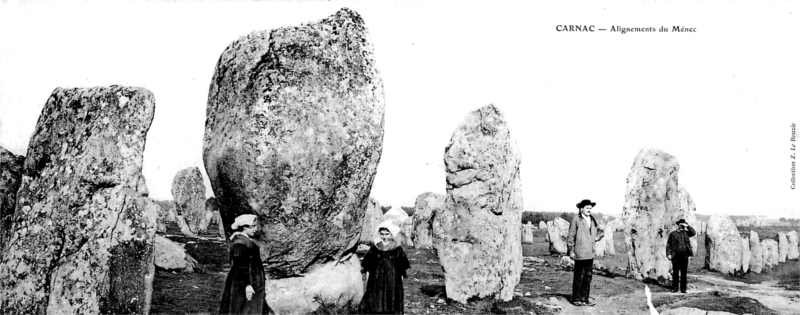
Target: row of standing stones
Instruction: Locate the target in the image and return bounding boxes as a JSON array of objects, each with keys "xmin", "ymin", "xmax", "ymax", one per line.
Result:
[{"xmin": 0, "ymin": 8, "xmax": 796, "ymax": 315}]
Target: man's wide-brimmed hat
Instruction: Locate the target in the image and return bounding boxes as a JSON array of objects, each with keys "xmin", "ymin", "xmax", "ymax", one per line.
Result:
[
  {"xmin": 676, "ymin": 219, "xmax": 687, "ymax": 225},
  {"xmin": 576, "ymin": 199, "xmax": 596, "ymax": 209}
]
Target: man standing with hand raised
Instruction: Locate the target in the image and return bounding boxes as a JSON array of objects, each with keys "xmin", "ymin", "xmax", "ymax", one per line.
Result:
[
  {"xmin": 667, "ymin": 219, "xmax": 696, "ymax": 294},
  {"xmin": 567, "ymin": 199, "xmax": 604, "ymax": 307}
]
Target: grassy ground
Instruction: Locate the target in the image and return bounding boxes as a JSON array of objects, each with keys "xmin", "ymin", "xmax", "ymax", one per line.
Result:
[{"xmin": 150, "ymin": 224, "xmax": 798, "ymax": 314}]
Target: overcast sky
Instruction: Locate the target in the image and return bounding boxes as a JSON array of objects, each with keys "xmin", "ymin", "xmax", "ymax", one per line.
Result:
[{"xmin": 1, "ymin": 1, "xmax": 798, "ymax": 218}]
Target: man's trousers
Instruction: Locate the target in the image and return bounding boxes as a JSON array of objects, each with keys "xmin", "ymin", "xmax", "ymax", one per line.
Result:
[
  {"xmin": 671, "ymin": 252, "xmax": 690, "ymax": 293},
  {"xmin": 572, "ymin": 258, "xmax": 593, "ymax": 302}
]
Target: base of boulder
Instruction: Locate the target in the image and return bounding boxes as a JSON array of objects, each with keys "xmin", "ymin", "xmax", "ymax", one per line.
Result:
[{"xmin": 266, "ymin": 255, "xmax": 364, "ymax": 315}]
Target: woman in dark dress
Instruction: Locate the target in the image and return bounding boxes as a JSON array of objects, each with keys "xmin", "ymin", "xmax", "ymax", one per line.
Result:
[
  {"xmin": 218, "ymin": 214, "xmax": 272, "ymax": 315},
  {"xmin": 359, "ymin": 220, "xmax": 411, "ymax": 314}
]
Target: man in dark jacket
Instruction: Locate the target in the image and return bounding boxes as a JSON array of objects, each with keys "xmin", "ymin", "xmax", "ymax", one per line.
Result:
[
  {"xmin": 666, "ymin": 219, "xmax": 696, "ymax": 293},
  {"xmin": 567, "ymin": 199, "xmax": 604, "ymax": 307}
]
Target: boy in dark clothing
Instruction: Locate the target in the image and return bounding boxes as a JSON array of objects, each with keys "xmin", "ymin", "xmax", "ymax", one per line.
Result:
[{"xmin": 666, "ymin": 219, "xmax": 696, "ymax": 293}]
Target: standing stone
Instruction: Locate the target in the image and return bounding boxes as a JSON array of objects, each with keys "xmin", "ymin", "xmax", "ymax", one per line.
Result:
[
  {"xmin": 762, "ymin": 239, "xmax": 779, "ymax": 267},
  {"xmin": 171, "ymin": 167, "xmax": 205, "ymax": 234},
  {"xmin": 412, "ymin": 192, "xmax": 443, "ymax": 249},
  {"xmin": 0, "ymin": 146, "xmax": 24, "ymax": 253},
  {"xmin": 203, "ymin": 8, "xmax": 383, "ymax": 313},
  {"xmin": 359, "ymin": 198, "xmax": 384, "ymax": 244},
  {"xmin": 433, "ymin": 104, "xmax": 523, "ymax": 304},
  {"xmin": 621, "ymin": 149, "xmax": 697, "ymax": 282},
  {"xmin": 604, "ymin": 223, "xmax": 616, "ymax": 255},
  {"xmin": 749, "ymin": 231, "xmax": 763, "ymax": 274},
  {"xmin": 741, "ymin": 236, "xmax": 750, "ymax": 273},
  {"xmin": 522, "ymin": 222, "xmax": 534, "ymax": 244},
  {"xmin": 547, "ymin": 218, "xmax": 570, "ymax": 255},
  {"xmin": 538, "ymin": 221, "xmax": 547, "ymax": 230},
  {"xmin": 778, "ymin": 232, "xmax": 788, "ymax": 263},
  {"xmin": 787, "ymin": 230, "xmax": 799, "ymax": 260},
  {"xmin": 0, "ymin": 86, "xmax": 157, "ymax": 314},
  {"xmin": 704, "ymin": 214, "xmax": 742, "ymax": 275}
]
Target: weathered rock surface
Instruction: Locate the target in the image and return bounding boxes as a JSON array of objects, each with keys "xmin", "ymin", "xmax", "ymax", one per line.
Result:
[
  {"xmin": 154, "ymin": 235, "xmax": 198, "ymax": 273},
  {"xmin": 749, "ymin": 231, "xmax": 763, "ymax": 273},
  {"xmin": 412, "ymin": 192, "xmax": 443, "ymax": 249},
  {"xmin": 621, "ymin": 148, "xmax": 697, "ymax": 282},
  {"xmin": 778, "ymin": 232, "xmax": 788, "ymax": 263},
  {"xmin": 787, "ymin": 230, "xmax": 799, "ymax": 260},
  {"xmin": 433, "ymin": 104, "xmax": 523, "ymax": 304},
  {"xmin": 547, "ymin": 218, "xmax": 570, "ymax": 255},
  {"xmin": 203, "ymin": 7, "xmax": 384, "ymax": 284},
  {"xmin": 741, "ymin": 236, "xmax": 750, "ymax": 273},
  {"xmin": 171, "ymin": 167, "xmax": 206, "ymax": 234},
  {"xmin": 762, "ymin": 239, "xmax": 779, "ymax": 267},
  {"xmin": 267, "ymin": 255, "xmax": 363, "ymax": 315},
  {"xmin": 0, "ymin": 146, "xmax": 24, "ymax": 252},
  {"xmin": 538, "ymin": 221, "xmax": 546, "ymax": 229},
  {"xmin": 0, "ymin": 86, "xmax": 157, "ymax": 314},
  {"xmin": 522, "ymin": 222, "xmax": 534, "ymax": 244},
  {"xmin": 704, "ymin": 214, "xmax": 742, "ymax": 275}
]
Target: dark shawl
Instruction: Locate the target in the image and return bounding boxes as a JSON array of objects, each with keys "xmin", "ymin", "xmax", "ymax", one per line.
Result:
[
  {"xmin": 359, "ymin": 243, "xmax": 411, "ymax": 314},
  {"xmin": 218, "ymin": 234, "xmax": 272, "ymax": 314}
]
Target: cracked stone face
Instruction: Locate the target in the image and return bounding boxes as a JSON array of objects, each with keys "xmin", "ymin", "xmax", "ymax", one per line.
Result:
[
  {"xmin": 433, "ymin": 104, "xmax": 523, "ymax": 304},
  {"xmin": 622, "ymin": 148, "xmax": 697, "ymax": 283},
  {"xmin": 203, "ymin": 8, "xmax": 384, "ymax": 281},
  {"xmin": 0, "ymin": 86, "xmax": 157, "ymax": 314}
]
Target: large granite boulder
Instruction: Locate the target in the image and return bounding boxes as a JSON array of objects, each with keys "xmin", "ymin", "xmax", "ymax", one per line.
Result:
[
  {"xmin": 0, "ymin": 146, "xmax": 24, "ymax": 252},
  {"xmin": 0, "ymin": 86, "xmax": 157, "ymax": 314},
  {"xmin": 171, "ymin": 167, "xmax": 206, "ymax": 234},
  {"xmin": 202, "ymin": 8, "xmax": 384, "ymax": 311},
  {"xmin": 547, "ymin": 218, "xmax": 570, "ymax": 255},
  {"xmin": 762, "ymin": 239, "xmax": 779, "ymax": 268},
  {"xmin": 412, "ymin": 192, "xmax": 444, "ymax": 249},
  {"xmin": 154, "ymin": 235, "xmax": 198, "ymax": 273},
  {"xmin": 433, "ymin": 104, "xmax": 523, "ymax": 304},
  {"xmin": 704, "ymin": 214, "xmax": 742, "ymax": 275},
  {"xmin": 787, "ymin": 230, "xmax": 799, "ymax": 260},
  {"xmin": 621, "ymin": 148, "xmax": 696, "ymax": 282},
  {"xmin": 778, "ymin": 232, "xmax": 788, "ymax": 263},
  {"xmin": 749, "ymin": 231, "xmax": 763, "ymax": 274},
  {"xmin": 740, "ymin": 236, "xmax": 750, "ymax": 273}
]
